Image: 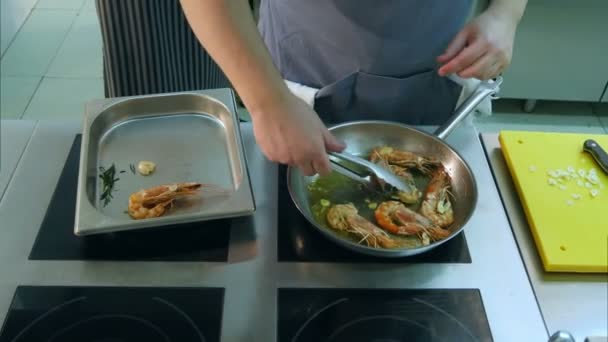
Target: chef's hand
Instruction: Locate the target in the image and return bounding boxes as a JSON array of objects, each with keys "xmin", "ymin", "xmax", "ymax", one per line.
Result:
[
  {"xmin": 437, "ymin": 9, "xmax": 519, "ymax": 80},
  {"xmin": 251, "ymin": 92, "xmax": 345, "ymax": 176}
]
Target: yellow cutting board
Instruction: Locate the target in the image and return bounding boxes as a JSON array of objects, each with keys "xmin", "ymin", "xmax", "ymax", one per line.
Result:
[{"xmin": 499, "ymin": 130, "xmax": 608, "ymax": 273}]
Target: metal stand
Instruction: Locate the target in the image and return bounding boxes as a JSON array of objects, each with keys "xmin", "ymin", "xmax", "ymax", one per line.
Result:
[
  {"xmin": 523, "ymin": 99, "xmax": 537, "ymax": 113},
  {"xmin": 548, "ymin": 330, "xmax": 575, "ymax": 342}
]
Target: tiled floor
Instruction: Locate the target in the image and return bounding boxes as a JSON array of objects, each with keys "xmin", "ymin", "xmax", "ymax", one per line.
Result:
[
  {"xmin": 1, "ymin": 0, "xmax": 102, "ymax": 121},
  {"xmin": 1, "ymin": 9, "xmax": 79, "ymax": 77},
  {"xmin": 0, "ymin": 76, "xmax": 40, "ymax": 119},
  {"xmin": 22, "ymin": 77, "xmax": 102, "ymax": 119},
  {"xmin": 0, "ymin": 0, "xmax": 607, "ymax": 134},
  {"xmin": 0, "ymin": 0, "xmax": 37, "ymax": 55}
]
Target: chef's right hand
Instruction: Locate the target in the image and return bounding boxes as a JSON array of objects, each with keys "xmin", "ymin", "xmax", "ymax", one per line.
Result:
[{"xmin": 250, "ymin": 92, "xmax": 345, "ymax": 176}]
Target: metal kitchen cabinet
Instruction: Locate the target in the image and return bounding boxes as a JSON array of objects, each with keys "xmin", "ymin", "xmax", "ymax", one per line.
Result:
[{"xmin": 500, "ymin": 0, "xmax": 608, "ymax": 102}]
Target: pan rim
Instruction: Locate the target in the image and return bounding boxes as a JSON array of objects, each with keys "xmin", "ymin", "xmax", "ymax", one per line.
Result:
[{"xmin": 285, "ymin": 120, "xmax": 478, "ymax": 257}]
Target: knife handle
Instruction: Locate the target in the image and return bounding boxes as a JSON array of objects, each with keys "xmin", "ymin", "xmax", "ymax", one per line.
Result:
[{"xmin": 583, "ymin": 139, "xmax": 608, "ymax": 174}]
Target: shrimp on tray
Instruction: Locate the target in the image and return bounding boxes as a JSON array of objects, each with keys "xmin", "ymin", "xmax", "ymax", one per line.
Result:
[{"xmin": 127, "ymin": 182, "xmax": 225, "ymax": 220}]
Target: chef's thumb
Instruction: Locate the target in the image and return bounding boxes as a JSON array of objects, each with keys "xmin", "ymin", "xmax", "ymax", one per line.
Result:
[{"xmin": 323, "ymin": 129, "xmax": 346, "ymax": 152}]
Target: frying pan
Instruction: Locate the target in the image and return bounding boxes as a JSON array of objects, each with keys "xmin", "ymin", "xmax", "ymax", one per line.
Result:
[{"xmin": 287, "ymin": 76, "xmax": 502, "ymax": 257}]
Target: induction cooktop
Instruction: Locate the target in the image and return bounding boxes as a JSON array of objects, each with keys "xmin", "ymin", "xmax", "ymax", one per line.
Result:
[
  {"xmin": 0, "ymin": 286, "xmax": 224, "ymax": 342},
  {"xmin": 29, "ymin": 135, "xmax": 233, "ymax": 262},
  {"xmin": 278, "ymin": 288, "xmax": 493, "ymax": 342}
]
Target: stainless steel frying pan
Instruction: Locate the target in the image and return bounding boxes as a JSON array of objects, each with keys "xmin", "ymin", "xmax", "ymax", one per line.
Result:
[{"xmin": 286, "ymin": 77, "xmax": 502, "ymax": 257}]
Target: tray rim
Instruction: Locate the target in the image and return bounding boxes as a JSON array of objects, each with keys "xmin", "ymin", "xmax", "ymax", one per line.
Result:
[{"xmin": 74, "ymin": 88, "xmax": 256, "ymax": 236}]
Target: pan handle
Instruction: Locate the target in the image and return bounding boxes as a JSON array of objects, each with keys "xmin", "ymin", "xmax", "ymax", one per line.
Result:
[{"xmin": 433, "ymin": 75, "xmax": 503, "ymax": 140}]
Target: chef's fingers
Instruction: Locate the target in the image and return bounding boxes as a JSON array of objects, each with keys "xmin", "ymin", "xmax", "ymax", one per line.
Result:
[
  {"xmin": 437, "ymin": 28, "xmax": 469, "ymax": 64},
  {"xmin": 438, "ymin": 38, "xmax": 487, "ymax": 77},
  {"xmin": 312, "ymin": 155, "xmax": 332, "ymax": 177},
  {"xmin": 323, "ymin": 129, "xmax": 346, "ymax": 152},
  {"xmin": 486, "ymin": 60, "xmax": 504, "ymax": 80},
  {"xmin": 457, "ymin": 52, "xmax": 494, "ymax": 80},
  {"xmin": 298, "ymin": 161, "xmax": 316, "ymax": 177},
  {"xmin": 475, "ymin": 58, "xmax": 504, "ymax": 80}
]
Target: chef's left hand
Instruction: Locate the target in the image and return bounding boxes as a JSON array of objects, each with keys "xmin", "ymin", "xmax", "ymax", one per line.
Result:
[{"xmin": 437, "ymin": 10, "xmax": 519, "ymax": 80}]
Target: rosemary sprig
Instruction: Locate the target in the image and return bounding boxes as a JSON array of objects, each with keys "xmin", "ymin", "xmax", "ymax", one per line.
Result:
[
  {"xmin": 99, "ymin": 164, "xmax": 120, "ymax": 207},
  {"xmin": 129, "ymin": 163, "xmax": 136, "ymax": 175}
]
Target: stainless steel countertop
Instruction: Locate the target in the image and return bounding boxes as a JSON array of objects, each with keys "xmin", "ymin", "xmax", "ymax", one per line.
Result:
[
  {"xmin": 0, "ymin": 120, "xmax": 36, "ymax": 201},
  {"xmin": 480, "ymin": 133, "xmax": 608, "ymax": 342},
  {"xmin": 0, "ymin": 116, "xmax": 548, "ymax": 341}
]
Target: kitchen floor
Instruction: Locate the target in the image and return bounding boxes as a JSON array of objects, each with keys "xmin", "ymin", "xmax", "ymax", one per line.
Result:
[{"xmin": 1, "ymin": 0, "xmax": 607, "ymax": 134}]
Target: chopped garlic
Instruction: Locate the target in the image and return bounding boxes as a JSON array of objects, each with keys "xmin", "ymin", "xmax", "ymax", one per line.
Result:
[
  {"xmin": 421, "ymin": 232, "xmax": 430, "ymax": 246},
  {"xmin": 544, "ymin": 164, "xmax": 605, "ymax": 200},
  {"xmin": 588, "ymin": 174, "xmax": 600, "ymax": 184},
  {"xmin": 137, "ymin": 160, "xmax": 156, "ymax": 176},
  {"xmin": 529, "ymin": 165, "xmax": 537, "ymax": 172}
]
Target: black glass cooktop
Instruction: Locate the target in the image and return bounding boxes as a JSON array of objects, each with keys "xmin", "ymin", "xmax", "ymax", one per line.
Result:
[
  {"xmin": 278, "ymin": 288, "xmax": 493, "ymax": 342},
  {"xmin": 0, "ymin": 286, "xmax": 224, "ymax": 342},
  {"xmin": 277, "ymin": 166, "xmax": 471, "ymax": 263},
  {"xmin": 29, "ymin": 135, "xmax": 232, "ymax": 262}
]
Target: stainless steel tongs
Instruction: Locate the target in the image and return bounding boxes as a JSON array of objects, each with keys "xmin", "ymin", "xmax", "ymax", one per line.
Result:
[{"xmin": 328, "ymin": 151, "xmax": 415, "ymax": 193}]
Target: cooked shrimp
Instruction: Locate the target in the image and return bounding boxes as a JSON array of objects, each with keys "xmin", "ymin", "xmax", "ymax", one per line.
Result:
[
  {"xmin": 389, "ymin": 165, "xmax": 422, "ymax": 203},
  {"xmin": 369, "ymin": 149, "xmax": 422, "ymax": 204},
  {"xmin": 374, "ymin": 201, "xmax": 450, "ymax": 243},
  {"xmin": 326, "ymin": 203, "xmax": 397, "ymax": 249},
  {"xmin": 371, "ymin": 146, "xmax": 440, "ymax": 174},
  {"xmin": 420, "ymin": 167, "xmax": 454, "ymax": 228},
  {"xmin": 128, "ymin": 182, "xmax": 221, "ymax": 220}
]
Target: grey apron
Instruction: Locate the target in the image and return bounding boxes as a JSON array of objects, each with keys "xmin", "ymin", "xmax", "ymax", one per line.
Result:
[{"xmin": 259, "ymin": 0, "xmax": 472, "ymax": 125}]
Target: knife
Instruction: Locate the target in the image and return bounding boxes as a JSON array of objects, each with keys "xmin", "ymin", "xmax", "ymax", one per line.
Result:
[{"xmin": 583, "ymin": 139, "xmax": 608, "ymax": 174}]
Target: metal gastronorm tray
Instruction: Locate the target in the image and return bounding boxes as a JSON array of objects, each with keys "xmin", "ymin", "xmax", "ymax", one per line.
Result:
[{"xmin": 74, "ymin": 88, "xmax": 255, "ymax": 235}]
